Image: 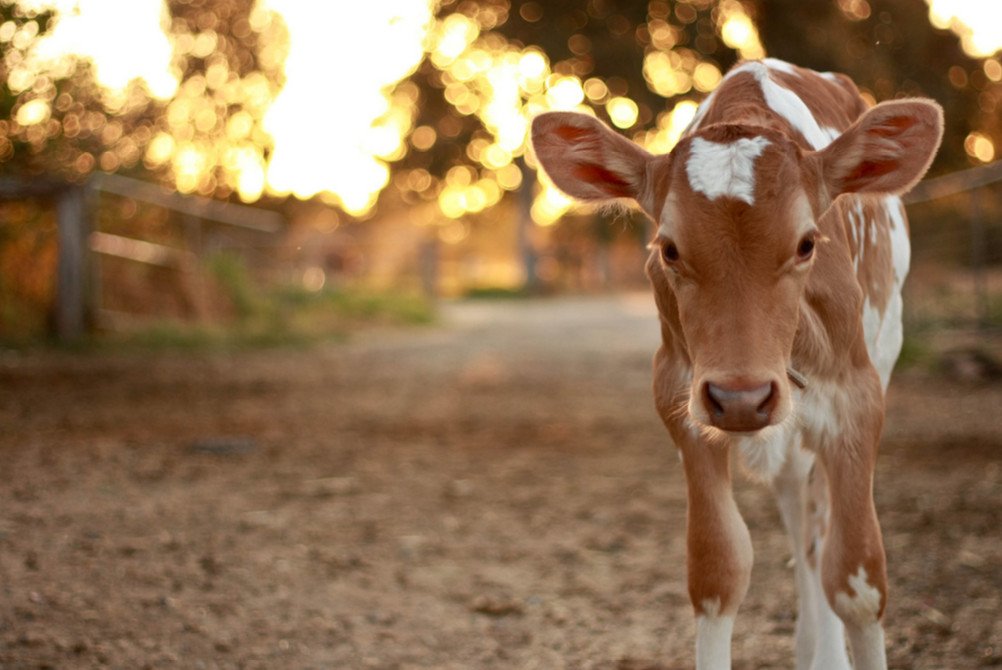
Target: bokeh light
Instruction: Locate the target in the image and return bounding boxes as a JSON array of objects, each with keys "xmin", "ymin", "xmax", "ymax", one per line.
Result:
[
  {"xmin": 965, "ymin": 131, "xmax": 996, "ymax": 163},
  {"xmin": 19, "ymin": 0, "xmax": 177, "ymax": 101},
  {"xmin": 260, "ymin": 0, "xmax": 431, "ymax": 213},
  {"xmin": 927, "ymin": 0, "xmax": 1002, "ymax": 58}
]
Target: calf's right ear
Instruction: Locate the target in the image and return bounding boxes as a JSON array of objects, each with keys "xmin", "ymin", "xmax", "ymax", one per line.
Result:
[
  {"xmin": 530, "ymin": 112, "xmax": 654, "ymax": 208},
  {"xmin": 814, "ymin": 99, "xmax": 944, "ymax": 198}
]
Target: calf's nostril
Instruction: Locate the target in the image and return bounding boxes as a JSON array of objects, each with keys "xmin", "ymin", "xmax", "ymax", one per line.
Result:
[
  {"xmin": 704, "ymin": 383, "xmax": 726, "ymax": 417},
  {"xmin": 755, "ymin": 382, "xmax": 777, "ymax": 416}
]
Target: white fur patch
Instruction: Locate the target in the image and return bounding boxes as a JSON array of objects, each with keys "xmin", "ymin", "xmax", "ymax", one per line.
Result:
[
  {"xmin": 763, "ymin": 57, "xmax": 798, "ymax": 75},
  {"xmin": 791, "ymin": 190, "xmax": 817, "ymax": 239},
  {"xmin": 657, "ymin": 192, "xmax": 681, "ymax": 239},
  {"xmin": 885, "ymin": 196, "xmax": 911, "ymax": 286},
  {"xmin": 834, "ymin": 566, "xmax": 883, "ymax": 626},
  {"xmin": 795, "ymin": 381, "xmax": 844, "ymax": 449},
  {"xmin": 861, "ymin": 197, "xmax": 909, "ymax": 390},
  {"xmin": 735, "ymin": 61, "xmax": 838, "ymax": 151},
  {"xmin": 701, "ymin": 597, "xmax": 722, "ymax": 617},
  {"xmin": 735, "ymin": 425, "xmax": 792, "ymax": 481},
  {"xmin": 845, "ymin": 621, "xmax": 888, "ymax": 670},
  {"xmin": 685, "ymin": 90, "xmax": 717, "ymax": 136},
  {"xmin": 686, "ymin": 136, "xmax": 770, "ymax": 205},
  {"xmin": 863, "ymin": 295, "xmax": 902, "ymax": 391}
]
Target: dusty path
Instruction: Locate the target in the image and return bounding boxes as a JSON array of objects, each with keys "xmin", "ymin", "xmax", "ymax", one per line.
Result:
[{"xmin": 1, "ymin": 294, "xmax": 1000, "ymax": 669}]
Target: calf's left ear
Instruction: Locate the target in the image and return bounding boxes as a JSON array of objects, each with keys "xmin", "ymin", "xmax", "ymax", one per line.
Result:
[{"xmin": 814, "ymin": 99, "xmax": 944, "ymax": 198}]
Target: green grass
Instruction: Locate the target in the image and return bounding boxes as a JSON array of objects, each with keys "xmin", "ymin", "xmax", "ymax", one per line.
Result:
[
  {"xmin": 896, "ymin": 331, "xmax": 934, "ymax": 370},
  {"xmin": 0, "ymin": 284, "xmax": 435, "ymax": 352},
  {"xmin": 462, "ymin": 286, "xmax": 531, "ymax": 300},
  {"xmin": 109, "ymin": 284, "xmax": 435, "ymax": 351}
]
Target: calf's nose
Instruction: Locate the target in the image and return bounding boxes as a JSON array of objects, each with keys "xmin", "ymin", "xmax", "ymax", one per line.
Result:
[{"xmin": 702, "ymin": 380, "xmax": 777, "ymax": 432}]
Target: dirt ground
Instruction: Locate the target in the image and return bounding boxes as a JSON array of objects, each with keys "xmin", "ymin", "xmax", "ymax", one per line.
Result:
[{"xmin": 1, "ymin": 294, "xmax": 1000, "ymax": 670}]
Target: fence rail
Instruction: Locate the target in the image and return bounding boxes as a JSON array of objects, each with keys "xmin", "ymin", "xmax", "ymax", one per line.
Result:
[
  {"xmin": 904, "ymin": 160, "xmax": 1001, "ymax": 332},
  {"xmin": 905, "ymin": 160, "xmax": 1002, "ymax": 204}
]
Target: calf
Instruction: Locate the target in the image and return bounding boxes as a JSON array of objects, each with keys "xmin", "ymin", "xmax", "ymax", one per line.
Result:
[{"xmin": 531, "ymin": 59, "xmax": 942, "ymax": 669}]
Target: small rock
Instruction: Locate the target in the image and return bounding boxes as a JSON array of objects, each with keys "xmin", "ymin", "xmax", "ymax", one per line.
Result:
[
  {"xmin": 188, "ymin": 437, "xmax": 257, "ymax": 456},
  {"xmin": 444, "ymin": 479, "xmax": 475, "ymax": 499},
  {"xmin": 470, "ymin": 594, "xmax": 524, "ymax": 617},
  {"xmin": 302, "ymin": 477, "xmax": 357, "ymax": 497},
  {"xmin": 939, "ymin": 348, "xmax": 1002, "ymax": 384}
]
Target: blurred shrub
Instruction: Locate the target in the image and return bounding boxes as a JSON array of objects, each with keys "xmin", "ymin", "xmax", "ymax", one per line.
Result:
[{"xmin": 0, "ymin": 201, "xmax": 58, "ymax": 342}]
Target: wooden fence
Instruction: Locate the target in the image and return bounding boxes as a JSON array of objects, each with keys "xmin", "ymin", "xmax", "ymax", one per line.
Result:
[
  {"xmin": 2, "ymin": 159, "xmax": 1000, "ymax": 342},
  {"xmin": 0, "ymin": 174, "xmax": 284, "ymax": 341}
]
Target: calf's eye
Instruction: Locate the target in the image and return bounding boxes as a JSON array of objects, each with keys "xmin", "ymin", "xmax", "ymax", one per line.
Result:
[
  {"xmin": 796, "ymin": 236, "xmax": 815, "ymax": 262},
  {"xmin": 662, "ymin": 242, "xmax": 680, "ymax": 263}
]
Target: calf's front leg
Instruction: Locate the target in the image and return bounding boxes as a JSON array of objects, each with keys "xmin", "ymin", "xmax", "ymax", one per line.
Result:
[
  {"xmin": 817, "ymin": 381, "xmax": 889, "ymax": 670},
  {"xmin": 677, "ymin": 433, "xmax": 754, "ymax": 670}
]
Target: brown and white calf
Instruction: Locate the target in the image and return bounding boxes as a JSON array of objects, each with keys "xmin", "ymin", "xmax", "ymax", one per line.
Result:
[{"xmin": 531, "ymin": 59, "xmax": 942, "ymax": 669}]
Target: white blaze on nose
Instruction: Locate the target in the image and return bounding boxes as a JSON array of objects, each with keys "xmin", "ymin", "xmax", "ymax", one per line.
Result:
[{"xmin": 685, "ymin": 136, "xmax": 770, "ymax": 205}]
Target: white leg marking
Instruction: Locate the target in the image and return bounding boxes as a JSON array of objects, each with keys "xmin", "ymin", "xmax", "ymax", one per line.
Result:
[
  {"xmin": 696, "ymin": 599, "xmax": 735, "ymax": 670},
  {"xmin": 806, "ymin": 462, "xmax": 852, "ymax": 670},
  {"xmin": 845, "ymin": 621, "xmax": 888, "ymax": 670},
  {"xmin": 807, "ymin": 561, "xmax": 852, "ymax": 670},
  {"xmin": 833, "ymin": 567, "xmax": 883, "ymax": 626},
  {"xmin": 685, "ymin": 136, "xmax": 770, "ymax": 205},
  {"xmin": 771, "ymin": 445, "xmax": 817, "ymax": 669}
]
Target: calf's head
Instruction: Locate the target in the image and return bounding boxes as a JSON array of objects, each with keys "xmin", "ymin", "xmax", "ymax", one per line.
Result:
[{"xmin": 531, "ymin": 100, "xmax": 942, "ymax": 433}]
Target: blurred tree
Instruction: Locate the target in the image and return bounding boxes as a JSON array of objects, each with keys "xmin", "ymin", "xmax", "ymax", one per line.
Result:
[
  {"xmin": 0, "ymin": 1, "xmax": 156, "ymax": 180},
  {"xmin": 149, "ymin": 0, "xmax": 285, "ymax": 200},
  {"xmin": 396, "ymin": 0, "xmax": 754, "ymax": 288},
  {"xmin": 399, "ymin": 0, "xmax": 748, "ymax": 218},
  {"xmin": 0, "ymin": 0, "xmax": 284, "ymax": 200}
]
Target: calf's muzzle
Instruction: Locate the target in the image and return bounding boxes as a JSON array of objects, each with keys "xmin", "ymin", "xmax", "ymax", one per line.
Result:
[{"xmin": 701, "ymin": 379, "xmax": 778, "ymax": 432}]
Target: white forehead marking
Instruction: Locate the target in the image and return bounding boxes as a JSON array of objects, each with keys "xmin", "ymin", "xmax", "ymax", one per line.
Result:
[
  {"xmin": 762, "ymin": 57, "xmax": 798, "ymax": 75},
  {"xmin": 685, "ymin": 136, "xmax": 770, "ymax": 205},
  {"xmin": 733, "ymin": 61, "xmax": 839, "ymax": 150},
  {"xmin": 684, "ymin": 89, "xmax": 717, "ymax": 136}
]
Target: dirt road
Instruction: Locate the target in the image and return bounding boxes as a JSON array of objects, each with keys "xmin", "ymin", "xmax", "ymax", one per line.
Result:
[{"xmin": 1, "ymin": 294, "xmax": 1000, "ymax": 669}]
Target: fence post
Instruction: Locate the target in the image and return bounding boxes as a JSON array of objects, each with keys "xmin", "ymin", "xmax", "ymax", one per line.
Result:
[
  {"xmin": 55, "ymin": 184, "xmax": 89, "ymax": 341},
  {"xmin": 419, "ymin": 231, "xmax": 440, "ymax": 300},
  {"xmin": 516, "ymin": 158, "xmax": 539, "ymax": 293},
  {"xmin": 181, "ymin": 212, "xmax": 209, "ymax": 319},
  {"xmin": 969, "ymin": 188, "xmax": 989, "ymax": 329}
]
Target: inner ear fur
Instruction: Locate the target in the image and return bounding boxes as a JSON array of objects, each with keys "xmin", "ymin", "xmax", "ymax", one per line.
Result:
[
  {"xmin": 815, "ymin": 99, "xmax": 944, "ymax": 198},
  {"xmin": 531, "ymin": 111, "xmax": 653, "ymax": 206}
]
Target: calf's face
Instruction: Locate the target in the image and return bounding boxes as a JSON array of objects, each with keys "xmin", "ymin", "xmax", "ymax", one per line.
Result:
[
  {"xmin": 531, "ymin": 100, "xmax": 942, "ymax": 434},
  {"xmin": 649, "ymin": 128, "xmax": 821, "ymax": 432}
]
